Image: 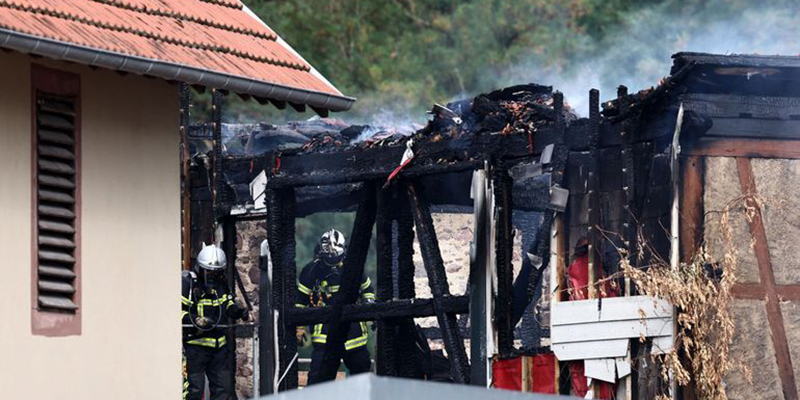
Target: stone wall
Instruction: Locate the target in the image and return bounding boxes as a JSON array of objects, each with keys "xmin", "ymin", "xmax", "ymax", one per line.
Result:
[{"xmin": 233, "ymin": 220, "xmax": 264, "ymax": 399}]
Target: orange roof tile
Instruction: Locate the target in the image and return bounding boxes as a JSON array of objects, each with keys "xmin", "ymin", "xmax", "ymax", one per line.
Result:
[{"xmin": 0, "ymin": 0, "xmax": 353, "ymax": 111}]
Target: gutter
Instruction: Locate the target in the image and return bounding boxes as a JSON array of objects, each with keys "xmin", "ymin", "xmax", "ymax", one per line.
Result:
[{"xmin": 0, "ymin": 28, "xmax": 356, "ymax": 112}]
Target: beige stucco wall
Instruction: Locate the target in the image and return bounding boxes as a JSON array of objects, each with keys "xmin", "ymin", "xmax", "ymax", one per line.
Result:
[{"xmin": 0, "ymin": 52, "xmax": 181, "ymax": 399}]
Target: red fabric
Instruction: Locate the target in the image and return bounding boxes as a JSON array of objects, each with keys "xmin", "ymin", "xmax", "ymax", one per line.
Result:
[
  {"xmin": 566, "ymin": 254, "xmax": 618, "ymax": 398},
  {"xmin": 568, "ymin": 361, "xmax": 616, "ymax": 399},
  {"xmin": 568, "ymin": 361, "xmax": 590, "ymax": 396},
  {"xmin": 492, "ymin": 358, "xmax": 522, "ymax": 391},
  {"xmin": 530, "ymin": 353, "xmax": 556, "ymax": 394},
  {"xmin": 567, "ymin": 255, "xmax": 618, "ymax": 300}
]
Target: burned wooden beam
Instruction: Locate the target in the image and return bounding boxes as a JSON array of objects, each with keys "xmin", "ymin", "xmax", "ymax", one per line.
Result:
[
  {"xmin": 407, "ymin": 182, "xmax": 470, "ymax": 384},
  {"xmin": 394, "ymin": 189, "xmax": 420, "ymax": 378},
  {"xmin": 618, "ymin": 86, "xmax": 638, "ymax": 271},
  {"xmin": 212, "ymin": 89, "xmax": 224, "ymax": 219},
  {"xmin": 587, "ymin": 88, "xmax": 601, "ymax": 298},
  {"xmin": 264, "ymin": 187, "xmax": 298, "ymax": 391},
  {"xmin": 180, "ymin": 83, "xmax": 192, "ymax": 271},
  {"xmin": 286, "ymin": 296, "xmax": 470, "ymax": 326},
  {"xmin": 493, "ymin": 166, "xmax": 514, "ymax": 358},
  {"xmin": 310, "ymin": 183, "xmax": 377, "ymax": 384},
  {"xmin": 375, "ymin": 187, "xmax": 398, "ymax": 376},
  {"xmin": 267, "ymin": 132, "xmax": 556, "ymax": 189},
  {"xmin": 530, "ymin": 92, "xmax": 570, "ymax": 297}
]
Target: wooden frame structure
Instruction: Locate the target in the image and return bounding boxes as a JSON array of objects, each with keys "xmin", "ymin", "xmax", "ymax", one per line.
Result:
[{"xmin": 257, "ymin": 91, "xmax": 574, "ymax": 392}]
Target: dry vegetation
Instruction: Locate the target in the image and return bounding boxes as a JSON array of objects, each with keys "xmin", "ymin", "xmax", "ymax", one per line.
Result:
[{"xmin": 618, "ymin": 194, "xmax": 762, "ymax": 400}]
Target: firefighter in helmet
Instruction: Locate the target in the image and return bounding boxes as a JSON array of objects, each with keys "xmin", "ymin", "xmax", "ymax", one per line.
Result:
[
  {"xmin": 296, "ymin": 229, "xmax": 375, "ymax": 384},
  {"xmin": 182, "ymin": 244, "xmax": 249, "ymax": 400}
]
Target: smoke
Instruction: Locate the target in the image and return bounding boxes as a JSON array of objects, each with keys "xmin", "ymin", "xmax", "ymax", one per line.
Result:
[{"xmin": 491, "ymin": 1, "xmax": 800, "ymax": 115}]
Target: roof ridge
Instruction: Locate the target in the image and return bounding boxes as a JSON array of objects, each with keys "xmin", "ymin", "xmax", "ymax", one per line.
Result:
[
  {"xmin": 90, "ymin": 0, "xmax": 276, "ymax": 41},
  {"xmin": 197, "ymin": 0, "xmax": 242, "ymax": 11},
  {"xmin": 0, "ymin": 0, "xmax": 310, "ymax": 71}
]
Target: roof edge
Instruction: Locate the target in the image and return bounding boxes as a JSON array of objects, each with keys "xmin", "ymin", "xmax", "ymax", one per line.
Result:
[{"xmin": 0, "ymin": 28, "xmax": 356, "ymax": 112}]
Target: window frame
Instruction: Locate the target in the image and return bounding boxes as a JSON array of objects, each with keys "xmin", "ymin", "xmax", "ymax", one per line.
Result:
[{"xmin": 31, "ymin": 64, "xmax": 82, "ymax": 336}]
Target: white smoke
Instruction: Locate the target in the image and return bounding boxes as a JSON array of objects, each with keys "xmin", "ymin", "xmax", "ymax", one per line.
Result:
[{"xmin": 492, "ymin": 1, "xmax": 800, "ymax": 115}]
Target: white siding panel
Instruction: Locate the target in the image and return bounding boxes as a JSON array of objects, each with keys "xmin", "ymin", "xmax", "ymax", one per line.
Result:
[
  {"xmin": 585, "ymin": 358, "xmax": 616, "ymax": 383},
  {"xmin": 552, "ymin": 339, "xmax": 629, "ymax": 360},
  {"xmin": 551, "ymin": 296, "xmax": 672, "ymax": 326},
  {"xmin": 552, "ymin": 318, "xmax": 672, "ymax": 343},
  {"xmin": 550, "ymin": 295, "xmax": 674, "ymax": 361}
]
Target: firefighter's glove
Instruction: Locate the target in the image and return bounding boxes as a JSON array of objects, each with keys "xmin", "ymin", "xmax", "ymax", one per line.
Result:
[
  {"xmin": 296, "ymin": 326, "xmax": 307, "ymax": 345},
  {"xmin": 195, "ymin": 316, "xmax": 213, "ymax": 329},
  {"xmin": 241, "ymin": 311, "xmax": 251, "ymax": 322}
]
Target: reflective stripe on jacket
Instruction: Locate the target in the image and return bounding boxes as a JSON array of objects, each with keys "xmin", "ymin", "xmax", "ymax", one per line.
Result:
[{"xmin": 182, "ymin": 271, "xmax": 235, "ymax": 349}]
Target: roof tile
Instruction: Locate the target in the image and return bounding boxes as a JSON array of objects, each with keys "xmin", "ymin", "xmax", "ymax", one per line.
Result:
[{"xmin": 0, "ymin": 0, "xmax": 343, "ymax": 98}]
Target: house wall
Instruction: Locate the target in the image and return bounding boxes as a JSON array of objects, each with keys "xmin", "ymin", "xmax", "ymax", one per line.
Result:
[
  {"xmin": 704, "ymin": 156, "xmax": 800, "ymax": 400},
  {"xmin": 0, "ymin": 52, "xmax": 181, "ymax": 399}
]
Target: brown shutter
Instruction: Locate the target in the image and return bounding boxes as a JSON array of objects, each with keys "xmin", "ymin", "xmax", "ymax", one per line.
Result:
[{"xmin": 36, "ymin": 94, "xmax": 78, "ymax": 312}]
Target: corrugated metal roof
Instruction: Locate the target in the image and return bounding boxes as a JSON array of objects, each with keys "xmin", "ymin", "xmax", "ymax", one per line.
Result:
[{"xmin": 0, "ymin": 0, "xmax": 354, "ymax": 111}]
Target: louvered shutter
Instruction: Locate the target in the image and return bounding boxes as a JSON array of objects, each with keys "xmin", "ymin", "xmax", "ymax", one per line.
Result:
[{"xmin": 36, "ymin": 93, "xmax": 78, "ymax": 312}]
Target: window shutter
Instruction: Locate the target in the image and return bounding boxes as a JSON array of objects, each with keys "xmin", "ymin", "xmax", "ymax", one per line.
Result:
[{"xmin": 36, "ymin": 93, "xmax": 78, "ymax": 312}]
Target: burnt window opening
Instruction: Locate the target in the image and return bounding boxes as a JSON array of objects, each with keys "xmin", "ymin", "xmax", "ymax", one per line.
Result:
[{"xmin": 35, "ymin": 92, "xmax": 79, "ymax": 313}]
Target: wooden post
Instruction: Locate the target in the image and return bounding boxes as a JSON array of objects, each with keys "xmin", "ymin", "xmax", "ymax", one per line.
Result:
[
  {"xmin": 394, "ymin": 189, "xmax": 419, "ymax": 379},
  {"xmin": 265, "ymin": 188, "xmax": 298, "ymax": 391},
  {"xmin": 493, "ymin": 166, "xmax": 514, "ymax": 358},
  {"xmin": 550, "ymin": 214, "xmax": 566, "ymax": 394},
  {"xmin": 548, "ymin": 91, "xmax": 569, "ymax": 396},
  {"xmin": 375, "ymin": 186, "xmax": 398, "ymax": 376},
  {"xmin": 617, "ymin": 85, "xmax": 635, "ymax": 297},
  {"xmin": 211, "ymin": 89, "xmax": 224, "ymax": 224},
  {"xmin": 407, "ymin": 182, "xmax": 470, "ymax": 384},
  {"xmin": 179, "ymin": 83, "xmax": 192, "ymax": 271},
  {"xmin": 311, "ymin": 183, "xmax": 377, "ymax": 384},
  {"xmin": 587, "ymin": 89, "xmax": 600, "ymax": 300}
]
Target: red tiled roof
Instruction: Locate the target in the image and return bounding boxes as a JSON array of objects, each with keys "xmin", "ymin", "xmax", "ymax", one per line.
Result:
[{"xmin": 0, "ymin": 0, "xmax": 353, "ymax": 111}]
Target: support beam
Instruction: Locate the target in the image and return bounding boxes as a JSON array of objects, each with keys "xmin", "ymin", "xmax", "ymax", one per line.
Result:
[
  {"xmin": 587, "ymin": 89, "xmax": 600, "ymax": 299},
  {"xmin": 287, "ymin": 296, "xmax": 470, "ymax": 326},
  {"xmin": 679, "ymin": 156, "xmax": 704, "ymax": 263},
  {"xmin": 407, "ymin": 182, "xmax": 470, "ymax": 384},
  {"xmin": 258, "ymin": 240, "xmax": 275, "ymax": 395},
  {"xmin": 493, "ymin": 166, "xmax": 514, "ymax": 358},
  {"xmin": 212, "ymin": 89, "xmax": 224, "ymax": 221},
  {"xmin": 266, "ymin": 132, "xmax": 554, "ymax": 189},
  {"xmin": 265, "ymin": 188, "xmax": 298, "ymax": 391},
  {"xmin": 549, "ymin": 91, "xmax": 569, "ymax": 395},
  {"xmin": 310, "ymin": 184, "xmax": 378, "ymax": 384},
  {"xmin": 376, "ymin": 187, "xmax": 399, "ymax": 376},
  {"xmin": 179, "ymin": 83, "xmax": 192, "ymax": 271},
  {"xmin": 470, "ymin": 168, "xmax": 489, "ymax": 386},
  {"xmin": 395, "ymin": 191, "xmax": 419, "ymax": 378}
]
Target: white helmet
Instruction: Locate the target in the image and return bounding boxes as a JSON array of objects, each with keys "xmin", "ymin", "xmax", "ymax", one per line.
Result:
[
  {"xmin": 319, "ymin": 229, "xmax": 346, "ymax": 266},
  {"xmin": 197, "ymin": 243, "xmax": 227, "ymax": 271}
]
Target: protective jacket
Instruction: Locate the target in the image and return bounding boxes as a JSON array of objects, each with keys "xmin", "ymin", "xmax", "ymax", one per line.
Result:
[
  {"xmin": 296, "ymin": 259, "xmax": 375, "ymax": 350},
  {"xmin": 181, "ymin": 270, "xmax": 245, "ymax": 348}
]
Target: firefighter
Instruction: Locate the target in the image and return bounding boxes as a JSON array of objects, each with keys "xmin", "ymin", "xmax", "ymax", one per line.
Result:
[
  {"xmin": 296, "ymin": 229, "xmax": 375, "ymax": 384},
  {"xmin": 182, "ymin": 244, "xmax": 249, "ymax": 400}
]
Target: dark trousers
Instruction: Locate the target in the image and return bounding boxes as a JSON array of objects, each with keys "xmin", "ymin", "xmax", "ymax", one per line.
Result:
[
  {"xmin": 185, "ymin": 344, "xmax": 235, "ymax": 400},
  {"xmin": 307, "ymin": 343, "xmax": 371, "ymax": 384}
]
